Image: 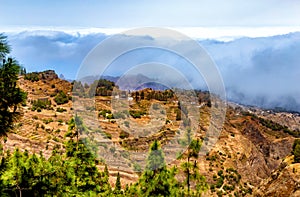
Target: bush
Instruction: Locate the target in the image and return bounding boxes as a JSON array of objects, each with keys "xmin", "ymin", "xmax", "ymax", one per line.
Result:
[
  {"xmin": 113, "ymin": 111, "xmax": 126, "ymax": 119},
  {"xmin": 175, "ymin": 109, "xmax": 181, "ymax": 120},
  {"xmin": 53, "ymin": 137, "xmax": 59, "ymax": 142},
  {"xmin": 218, "ymin": 170, "xmax": 223, "ymax": 177},
  {"xmin": 152, "ymin": 103, "xmax": 160, "ymax": 110},
  {"xmin": 43, "ymin": 118, "xmax": 53, "ymax": 124},
  {"xmin": 56, "ymin": 107, "xmax": 67, "ymax": 113},
  {"xmin": 54, "ymin": 91, "xmax": 70, "ymax": 105},
  {"xmin": 50, "ymin": 92, "xmax": 57, "ymax": 97},
  {"xmin": 133, "ymin": 162, "xmax": 142, "ymax": 172},
  {"xmin": 106, "ymin": 114, "xmax": 114, "ymax": 119},
  {"xmin": 24, "ymin": 72, "xmax": 39, "ymax": 82},
  {"xmin": 129, "ymin": 110, "xmax": 145, "ymax": 119},
  {"xmin": 119, "ymin": 130, "xmax": 129, "ymax": 139},
  {"xmin": 98, "ymin": 109, "xmax": 112, "ymax": 118},
  {"xmin": 124, "ymin": 121, "xmax": 130, "ymax": 128},
  {"xmin": 292, "ymin": 139, "xmax": 300, "ymax": 163},
  {"xmin": 215, "ymin": 177, "xmax": 224, "ymax": 188},
  {"xmin": 104, "ymin": 132, "xmax": 112, "ymax": 139},
  {"xmin": 109, "ymin": 147, "xmax": 116, "ymax": 153},
  {"xmin": 31, "ymin": 99, "xmax": 52, "ymax": 111}
]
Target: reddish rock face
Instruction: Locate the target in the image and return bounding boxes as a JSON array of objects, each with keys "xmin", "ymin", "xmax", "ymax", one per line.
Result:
[{"xmin": 39, "ymin": 70, "xmax": 58, "ymax": 80}]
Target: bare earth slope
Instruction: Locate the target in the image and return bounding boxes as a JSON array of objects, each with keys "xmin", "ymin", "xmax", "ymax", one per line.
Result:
[{"xmin": 1, "ymin": 71, "xmax": 299, "ymax": 194}]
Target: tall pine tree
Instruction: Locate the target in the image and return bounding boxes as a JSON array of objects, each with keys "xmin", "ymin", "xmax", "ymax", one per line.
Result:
[
  {"xmin": 137, "ymin": 140, "xmax": 180, "ymax": 196},
  {"xmin": 0, "ymin": 33, "xmax": 26, "ymax": 134}
]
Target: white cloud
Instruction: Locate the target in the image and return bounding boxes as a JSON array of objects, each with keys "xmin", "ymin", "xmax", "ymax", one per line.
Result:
[
  {"xmin": 4, "ymin": 26, "xmax": 300, "ymax": 41},
  {"xmin": 4, "ymin": 27, "xmax": 300, "ymax": 111}
]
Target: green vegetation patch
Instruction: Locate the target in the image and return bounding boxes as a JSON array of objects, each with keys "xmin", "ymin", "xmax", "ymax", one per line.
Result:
[
  {"xmin": 24, "ymin": 72, "xmax": 39, "ymax": 82},
  {"xmin": 31, "ymin": 99, "xmax": 52, "ymax": 111},
  {"xmin": 292, "ymin": 139, "xmax": 300, "ymax": 163},
  {"xmin": 54, "ymin": 91, "xmax": 71, "ymax": 105}
]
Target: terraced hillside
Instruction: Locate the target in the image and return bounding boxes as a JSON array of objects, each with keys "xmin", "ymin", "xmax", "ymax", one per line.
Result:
[{"xmin": 1, "ymin": 70, "xmax": 300, "ymax": 195}]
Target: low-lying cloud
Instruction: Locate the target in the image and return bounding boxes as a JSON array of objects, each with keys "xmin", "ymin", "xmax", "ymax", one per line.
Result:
[
  {"xmin": 201, "ymin": 33, "xmax": 300, "ymax": 111},
  {"xmin": 6, "ymin": 30, "xmax": 300, "ymax": 112}
]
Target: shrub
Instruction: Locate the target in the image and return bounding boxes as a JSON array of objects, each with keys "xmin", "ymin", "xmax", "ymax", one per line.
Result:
[
  {"xmin": 175, "ymin": 109, "xmax": 181, "ymax": 120},
  {"xmin": 133, "ymin": 162, "xmax": 141, "ymax": 172},
  {"xmin": 104, "ymin": 132, "xmax": 112, "ymax": 139},
  {"xmin": 56, "ymin": 107, "xmax": 67, "ymax": 113},
  {"xmin": 218, "ymin": 170, "xmax": 223, "ymax": 177},
  {"xmin": 215, "ymin": 177, "xmax": 224, "ymax": 188},
  {"xmin": 292, "ymin": 139, "xmax": 300, "ymax": 163},
  {"xmin": 109, "ymin": 147, "xmax": 116, "ymax": 153},
  {"xmin": 106, "ymin": 114, "xmax": 114, "ymax": 119},
  {"xmin": 31, "ymin": 99, "xmax": 52, "ymax": 111},
  {"xmin": 113, "ymin": 111, "xmax": 126, "ymax": 119},
  {"xmin": 43, "ymin": 118, "xmax": 53, "ymax": 124},
  {"xmin": 152, "ymin": 103, "xmax": 160, "ymax": 110},
  {"xmin": 54, "ymin": 91, "xmax": 70, "ymax": 105},
  {"xmin": 119, "ymin": 130, "xmax": 129, "ymax": 139},
  {"xmin": 129, "ymin": 110, "xmax": 145, "ymax": 119},
  {"xmin": 53, "ymin": 137, "xmax": 59, "ymax": 142},
  {"xmin": 24, "ymin": 72, "xmax": 39, "ymax": 82},
  {"xmin": 50, "ymin": 92, "xmax": 57, "ymax": 97},
  {"xmin": 98, "ymin": 109, "xmax": 112, "ymax": 118},
  {"xmin": 124, "ymin": 121, "xmax": 130, "ymax": 128}
]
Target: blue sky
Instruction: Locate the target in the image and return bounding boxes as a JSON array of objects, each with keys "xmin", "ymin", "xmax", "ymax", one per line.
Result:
[{"xmin": 1, "ymin": 0, "xmax": 300, "ymax": 28}]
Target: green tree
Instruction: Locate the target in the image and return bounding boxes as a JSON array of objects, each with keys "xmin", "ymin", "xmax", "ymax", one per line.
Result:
[
  {"xmin": 0, "ymin": 136, "xmax": 113, "ymax": 196},
  {"xmin": 115, "ymin": 172, "xmax": 121, "ymax": 191},
  {"xmin": 137, "ymin": 140, "xmax": 180, "ymax": 196},
  {"xmin": 63, "ymin": 117, "xmax": 111, "ymax": 195},
  {"xmin": 292, "ymin": 139, "xmax": 300, "ymax": 163},
  {"xmin": 0, "ymin": 34, "xmax": 26, "ymax": 134},
  {"xmin": 1, "ymin": 149, "xmax": 30, "ymax": 196},
  {"xmin": 54, "ymin": 91, "xmax": 70, "ymax": 105},
  {"xmin": 0, "ymin": 33, "xmax": 10, "ymax": 59},
  {"xmin": 181, "ymin": 129, "xmax": 207, "ymax": 196},
  {"xmin": 145, "ymin": 140, "xmax": 165, "ymax": 172},
  {"xmin": 113, "ymin": 172, "xmax": 123, "ymax": 195}
]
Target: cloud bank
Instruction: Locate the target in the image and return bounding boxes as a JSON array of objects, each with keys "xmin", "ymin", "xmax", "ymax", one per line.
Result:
[{"xmin": 6, "ymin": 30, "xmax": 300, "ymax": 112}]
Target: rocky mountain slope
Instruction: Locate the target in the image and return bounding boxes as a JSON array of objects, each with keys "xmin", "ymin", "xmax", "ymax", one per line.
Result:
[
  {"xmin": 1, "ymin": 70, "xmax": 299, "ymax": 195},
  {"xmin": 254, "ymin": 156, "xmax": 300, "ymax": 196}
]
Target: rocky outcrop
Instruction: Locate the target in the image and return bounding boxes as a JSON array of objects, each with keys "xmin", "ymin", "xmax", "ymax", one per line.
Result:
[
  {"xmin": 39, "ymin": 70, "xmax": 58, "ymax": 80},
  {"xmin": 254, "ymin": 158, "xmax": 300, "ymax": 197}
]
